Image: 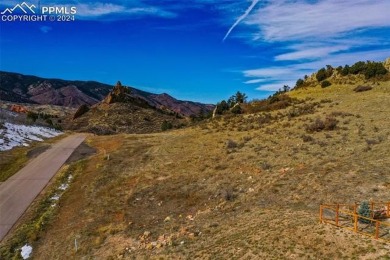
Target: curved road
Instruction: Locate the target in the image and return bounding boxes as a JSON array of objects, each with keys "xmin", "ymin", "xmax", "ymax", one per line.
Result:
[{"xmin": 0, "ymin": 134, "xmax": 86, "ymax": 241}]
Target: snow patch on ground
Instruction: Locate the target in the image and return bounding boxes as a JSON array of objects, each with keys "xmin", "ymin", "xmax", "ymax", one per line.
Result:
[
  {"xmin": 50, "ymin": 174, "xmax": 74, "ymax": 208},
  {"xmin": 58, "ymin": 183, "xmax": 69, "ymax": 190},
  {"xmin": 0, "ymin": 122, "xmax": 62, "ymax": 151},
  {"xmin": 21, "ymin": 244, "xmax": 32, "ymax": 259}
]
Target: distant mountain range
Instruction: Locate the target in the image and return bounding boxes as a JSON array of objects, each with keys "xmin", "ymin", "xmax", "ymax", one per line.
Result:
[{"xmin": 0, "ymin": 71, "xmax": 214, "ymax": 117}]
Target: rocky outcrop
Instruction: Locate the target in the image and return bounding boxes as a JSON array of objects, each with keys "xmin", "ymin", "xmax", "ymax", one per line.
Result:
[
  {"xmin": 73, "ymin": 104, "xmax": 90, "ymax": 120},
  {"xmin": 384, "ymin": 57, "xmax": 390, "ymax": 71},
  {"xmin": 10, "ymin": 104, "xmax": 28, "ymax": 113},
  {"xmin": 103, "ymin": 81, "xmax": 132, "ymax": 104}
]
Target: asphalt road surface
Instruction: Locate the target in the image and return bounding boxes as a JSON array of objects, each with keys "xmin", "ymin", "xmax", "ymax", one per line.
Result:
[{"xmin": 0, "ymin": 134, "xmax": 86, "ymax": 241}]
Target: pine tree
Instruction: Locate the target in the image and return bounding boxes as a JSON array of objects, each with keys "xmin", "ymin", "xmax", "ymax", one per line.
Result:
[{"xmin": 358, "ymin": 201, "xmax": 372, "ymax": 224}]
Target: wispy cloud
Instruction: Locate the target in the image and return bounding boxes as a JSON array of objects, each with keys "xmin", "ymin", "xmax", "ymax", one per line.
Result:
[
  {"xmin": 75, "ymin": 3, "xmax": 176, "ymax": 19},
  {"xmin": 39, "ymin": 26, "xmax": 52, "ymax": 33},
  {"xmin": 223, "ymin": 0, "xmax": 259, "ymax": 42},
  {"xmin": 245, "ymin": 48, "xmax": 390, "ymax": 91},
  {"xmin": 246, "ymin": 0, "xmax": 390, "ymax": 42},
  {"xmin": 237, "ymin": 0, "xmax": 390, "ymax": 91}
]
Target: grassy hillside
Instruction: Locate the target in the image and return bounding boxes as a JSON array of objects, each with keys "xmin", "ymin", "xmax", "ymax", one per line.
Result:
[{"xmin": 1, "ymin": 79, "xmax": 390, "ymax": 259}]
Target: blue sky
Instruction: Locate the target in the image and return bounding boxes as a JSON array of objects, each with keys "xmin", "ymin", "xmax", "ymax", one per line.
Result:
[{"xmin": 1, "ymin": 0, "xmax": 389, "ymax": 103}]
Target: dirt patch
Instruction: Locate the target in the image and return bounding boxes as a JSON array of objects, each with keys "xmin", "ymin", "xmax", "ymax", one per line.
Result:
[
  {"xmin": 66, "ymin": 142, "xmax": 97, "ymax": 163},
  {"xmin": 27, "ymin": 145, "xmax": 51, "ymax": 159}
]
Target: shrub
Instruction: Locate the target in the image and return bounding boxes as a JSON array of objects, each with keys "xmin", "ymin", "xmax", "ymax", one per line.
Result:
[
  {"xmin": 364, "ymin": 62, "xmax": 387, "ymax": 79},
  {"xmin": 316, "ymin": 68, "xmax": 328, "ymax": 82},
  {"xmin": 316, "ymin": 66, "xmax": 333, "ymax": 82},
  {"xmin": 358, "ymin": 201, "xmax": 372, "ymax": 224},
  {"xmin": 226, "ymin": 139, "xmax": 238, "ymax": 149},
  {"xmin": 223, "ymin": 188, "xmax": 237, "ymax": 201},
  {"xmin": 353, "ymin": 85, "xmax": 372, "ymax": 92},
  {"xmin": 301, "ymin": 135, "xmax": 314, "ymax": 142},
  {"xmin": 321, "ymin": 80, "xmax": 332, "ymax": 88},
  {"xmin": 230, "ymin": 104, "xmax": 242, "ymax": 114},
  {"xmin": 305, "ymin": 116, "xmax": 338, "ymax": 132},
  {"xmin": 296, "ymin": 78, "xmax": 304, "ymax": 88},
  {"xmin": 350, "ymin": 61, "xmax": 366, "ymax": 74},
  {"xmin": 161, "ymin": 120, "xmax": 173, "ymax": 131},
  {"xmin": 215, "ymin": 100, "xmax": 229, "ymax": 115},
  {"xmin": 341, "ymin": 65, "xmax": 350, "ymax": 76},
  {"xmin": 323, "ymin": 116, "xmax": 338, "ymax": 130},
  {"xmin": 27, "ymin": 111, "xmax": 38, "ymax": 122}
]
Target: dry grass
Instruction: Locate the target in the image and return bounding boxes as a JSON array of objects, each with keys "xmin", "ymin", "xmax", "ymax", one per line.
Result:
[
  {"xmin": 2, "ymin": 80, "xmax": 390, "ymax": 259},
  {"xmin": 0, "ymin": 134, "xmax": 68, "ymax": 182}
]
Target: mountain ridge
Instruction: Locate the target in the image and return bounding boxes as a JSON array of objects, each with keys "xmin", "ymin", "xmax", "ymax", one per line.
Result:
[{"xmin": 0, "ymin": 71, "xmax": 214, "ymax": 117}]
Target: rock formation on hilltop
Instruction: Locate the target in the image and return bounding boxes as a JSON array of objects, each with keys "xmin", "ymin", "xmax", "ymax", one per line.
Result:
[
  {"xmin": 103, "ymin": 81, "xmax": 132, "ymax": 104},
  {"xmin": 68, "ymin": 82, "xmax": 187, "ymax": 135}
]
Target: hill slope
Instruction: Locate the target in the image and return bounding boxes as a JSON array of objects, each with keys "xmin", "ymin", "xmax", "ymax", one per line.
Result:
[
  {"xmin": 68, "ymin": 82, "xmax": 187, "ymax": 134},
  {"xmin": 1, "ymin": 63, "xmax": 390, "ymax": 259}
]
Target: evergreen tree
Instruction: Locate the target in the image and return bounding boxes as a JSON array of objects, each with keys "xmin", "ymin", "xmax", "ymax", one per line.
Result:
[{"xmin": 358, "ymin": 201, "xmax": 372, "ymax": 224}]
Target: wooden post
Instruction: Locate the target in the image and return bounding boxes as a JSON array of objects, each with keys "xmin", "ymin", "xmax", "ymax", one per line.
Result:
[
  {"xmin": 375, "ymin": 221, "xmax": 380, "ymax": 239},
  {"xmin": 371, "ymin": 202, "xmax": 374, "ymax": 219},
  {"xmin": 335, "ymin": 204, "xmax": 339, "ymax": 226},
  {"xmin": 387, "ymin": 202, "xmax": 390, "ymax": 217},
  {"xmin": 354, "ymin": 214, "xmax": 358, "ymax": 233},
  {"xmin": 319, "ymin": 205, "xmax": 323, "ymax": 223}
]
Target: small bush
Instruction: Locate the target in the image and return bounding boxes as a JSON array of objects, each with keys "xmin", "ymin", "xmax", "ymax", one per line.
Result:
[
  {"xmin": 358, "ymin": 201, "xmax": 372, "ymax": 224},
  {"xmin": 226, "ymin": 139, "xmax": 238, "ymax": 149},
  {"xmin": 260, "ymin": 162, "xmax": 272, "ymax": 170},
  {"xmin": 295, "ymin": 78, "xmax": 304, "ymax": 88},
  {"xmin": 222, "ymin": 188, "xmax": 237, "ymax": 201},
  {"xmin": 321, "ymin": 80, "xmax": 332, "ymax": 88},
  {"xmin": 161, "ymin": 120, "xmax": 173, "ymax": 131},
  {"xmin": 323, "ymin": 117, "xmax": 338, "ymax": 130},
  {"xmin": 353, "ymin": 85, "xmax": 372, "ymax": 92},
  {"xmin": 230, "ymin": 104, "xmax": 242, "ymax": 114},
  {"xmin": 301, "ymin": 135, "xmax": 314, "ymax": 142},
  {"xmin": 305, "ymin": 116, "xmax": 338, "ymax": 132}
]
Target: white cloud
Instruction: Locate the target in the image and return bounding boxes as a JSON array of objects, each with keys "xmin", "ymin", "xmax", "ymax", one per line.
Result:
[
  {"xmin": 275, "ymin": 45, "xmax": 350, "ymax": 61},
  {"xmin": 75, "ymin": 3, "xmax": 125, "ymax": 17},
  {"xmin": 74, "ymin": 3, "xmax": 175, "ymax": 18},
  {"xmin": 236, "ymin": 0, "xmax": 390, "ymax": 92},
  {"xmin": 246, "ymin": 0, "xmax": 390, "ymax": 42},
  {"xmin": 245, "ymin": 48, "xmax": 390, "ymax": 91},
  {"xmin": 256, "ymin": 82, "xmax": 294, "ymax": 91},
  {"xmin": 244, "ymin": 78, "xmax": 268, "ymax": 84}
]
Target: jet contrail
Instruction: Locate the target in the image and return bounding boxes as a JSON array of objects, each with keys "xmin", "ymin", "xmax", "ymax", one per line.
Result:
[{"xmin": 223, "ymin": 0, "xmax": 259, "ymax": 42}]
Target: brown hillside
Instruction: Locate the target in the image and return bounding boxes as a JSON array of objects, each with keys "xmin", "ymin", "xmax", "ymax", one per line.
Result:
[
  {"xmin": 68, "ymin": 82, "xmax": 186, "ymax": 134},
  {"xmin": 1, "ymin": 70, "xmax": 390, "ymax": 259}
]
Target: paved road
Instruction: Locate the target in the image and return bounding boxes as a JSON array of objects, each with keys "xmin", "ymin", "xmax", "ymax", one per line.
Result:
[{"xmin": 0, "ymin": 134, "xmax": 86, "ymax": 241}]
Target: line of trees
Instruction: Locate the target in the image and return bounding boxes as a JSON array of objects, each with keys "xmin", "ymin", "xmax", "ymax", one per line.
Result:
[{"xmin": 215, "ymin": 91, "xmax": 247, "ymax": 115}]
